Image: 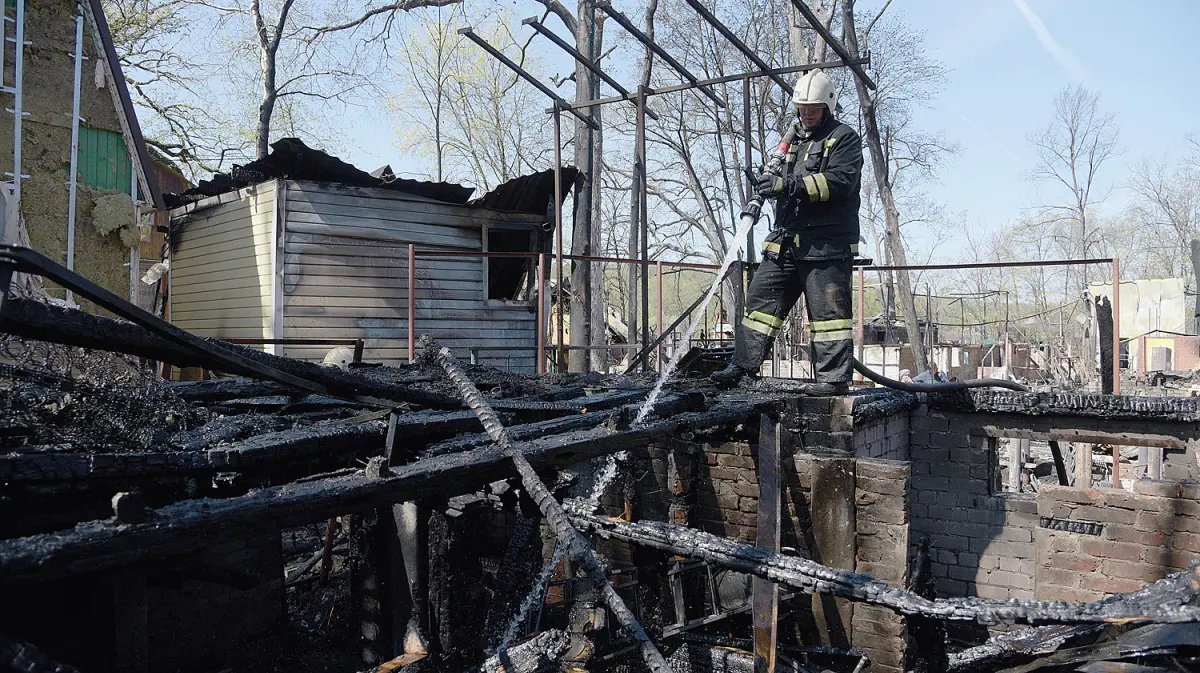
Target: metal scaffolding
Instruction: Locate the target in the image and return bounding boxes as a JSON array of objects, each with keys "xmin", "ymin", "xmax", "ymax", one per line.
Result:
[{"xmin": 461, "ymin": 1, "xmax": 871, "ymax": 374}]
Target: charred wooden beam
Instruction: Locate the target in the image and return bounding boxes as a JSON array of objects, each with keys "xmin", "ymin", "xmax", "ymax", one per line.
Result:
[
  {"xmin": 431, "ymin": 342, "xmax": 671, "ymax": 672},
  {"xmin": 165, "ymin": 379, "xmax": 296, "ymax": 403},
  {"xmin": 0, "ymin": 633, "xmax": 83, "ymax": 673},
  {"xmin": 0, "ymin": 401, "xmax": 767, "ymax": 586},
  {"xmin": 0, "ymin": 298, "xmax": 461, "ymax": 409},
  {"xmin": 564, "ymin": 508, "xmax": 1200, "ymax": 626},
  {"xmin": 946, "ymin": 624, "xmax": 1106, "ymax": 672},
  {"xmin": 469, "ymin": 629, "xmax": 569, "ymax": 673},
  {"xmin": 423, "ymin": 392, "xmax": 703, "ymax": 458}
]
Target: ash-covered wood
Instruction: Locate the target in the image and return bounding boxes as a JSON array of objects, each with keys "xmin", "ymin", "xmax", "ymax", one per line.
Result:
[
  {"xmin": 565, "ymin": 507, "xmax": 1200, "ymax": 625},
  {"xmin": 0, "ymin": 633, "xmax": 82, "ymax": 673},
  {"xmin": 431, "ymin": 342, "xmax": 671, "ymax": 672},
  {"xmin": 0, "ymin": 400, "xmax": 766, "ymax": 585},
  {"xmin": 468, "ymin": 629, "xmax": 569, "ymax": 673},
  {"xmin": 936, "ymin": 388, "xmax": 1200, "ymax": 422}
]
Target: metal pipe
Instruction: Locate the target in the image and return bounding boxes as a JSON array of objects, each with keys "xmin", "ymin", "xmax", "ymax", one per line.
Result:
[
  {"xmin": 595, "ymin": 1, "xmax": 725, "ymax": 108},
  {"xmin": 1113, "ymin": 258, "xmax": 1121, "ymax": 396},
  {"xmin": 867, "ymin": 258, "xmax": 1114, "ymax": 272},
  {"xmin": 459, "ymin": 27, "xmax": 597, "ymax": 130},
  {"xmin": 856, "ymin": 266, "xmax": 864, "ymax": 381},
  {"xmin": 549, "ymin": 58, "xmax": 869, "ymax": 113},
  {"xmin": 407, "ymin": 243, "xmax": 415, "ymax": 362},
  {"xmin": 10, "ymin": 0, "xmax": 25, "ymax": 208},
  {"xmin": 683, "ymin": 0, "xmax": 790, "ymax": 92},
  {"xmin": 553, "ymin": 108, "xmax": 564, "ymax": 370},
  {"xmin": 536, "ymin": 252, "xmax": 545, "ymax": 374},
  {"xmin": 638, "ymin": 86, "xmax": 650, "ymax": 372},
  {"xmin": 523, "ymin": 17, "xmax": 659, "ymax": 122},
  {"xmin": 65, "ymin": 8, "xmax": 85, "ymax": 304},
  {"xmin": 786, "ymin": 0, "xmax": 876, "ymax": 90},
  {"xmin": 656, "ymin": 260, "xmax": 663, "ymax": 368}
]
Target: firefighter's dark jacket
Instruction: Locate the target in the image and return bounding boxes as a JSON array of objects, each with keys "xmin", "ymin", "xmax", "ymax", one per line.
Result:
[{"xmin": 773, "ymin": 114, "xmax": 863, "ymax": 260}]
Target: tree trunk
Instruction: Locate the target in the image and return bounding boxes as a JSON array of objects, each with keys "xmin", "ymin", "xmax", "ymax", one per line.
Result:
[
  {"xmin": 626, "ymin": 0, "xmax": 657, "ymax": 370},
  {"xmin": 841, "ymin": 0, "xmax": 928, "ymax": 373},
  {"xmin": 569, "ymin": 0, "xmax": 599, "ymax": 372}
]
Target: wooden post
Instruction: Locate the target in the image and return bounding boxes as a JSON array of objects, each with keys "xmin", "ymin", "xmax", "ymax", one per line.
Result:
[
  {"xmin": 753, "ymin": 414, "xmax": 781, "ymax": 673},
  {"xmin": 407, "ymin": 243, "xmax": 416, "ymax": 363},
  {"xmin": 1075, "ymin": 442, "xmax": 1093, "ymax": 488},
  {"xmin": 1112, "ymin": 444, "xmax": 1121, "ymax": 489}
]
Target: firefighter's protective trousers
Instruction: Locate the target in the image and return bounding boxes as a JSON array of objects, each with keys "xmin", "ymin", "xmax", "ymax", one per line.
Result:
[{"xmin": 733, "ymin": 238, "xmax": 854, "ymax": 383}]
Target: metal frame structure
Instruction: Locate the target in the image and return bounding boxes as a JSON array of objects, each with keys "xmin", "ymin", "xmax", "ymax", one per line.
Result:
[{"xmin": 461, "ymin": 1, "xmax": 872, "ymax": 375}]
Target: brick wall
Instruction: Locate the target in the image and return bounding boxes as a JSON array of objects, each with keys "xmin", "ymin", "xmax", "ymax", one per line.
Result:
[
  {"xmin": 853, "ymin": 459, "xmax": 910, "ymax": 673},
  {"xmin": 908, "ymin": 405, "xmax": 1038, "ymax": 600},
  {"xmin": 852, "ymin": 413, "xmax": 910, "ymax": 460},
  {"xmin": 1035, "ymin": 481, "xmax": 1200, "ymax": 601}
]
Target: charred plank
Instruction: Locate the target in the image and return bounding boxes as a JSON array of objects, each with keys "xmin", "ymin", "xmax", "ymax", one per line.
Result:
[
  {"xmin": 564, "ymin": 508, "xmax": 1200, "ymax": 626},
  {"xmin": 0, "ymin": 401, "xmax": 766, "ymax": 585}
]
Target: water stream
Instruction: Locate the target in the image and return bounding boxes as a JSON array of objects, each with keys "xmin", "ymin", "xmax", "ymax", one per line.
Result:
[
  {"xmin": 633, "ymin": 212, "xmax": 757, "ymax": 424},
  {"xmin": 496, "ymin": 540, "xmax": 566, "ymax": 652}
]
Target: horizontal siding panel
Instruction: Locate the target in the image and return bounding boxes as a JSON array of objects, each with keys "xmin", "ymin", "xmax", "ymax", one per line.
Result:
[
  {"xmin": 171, "ymin": 278, "xmax": 268, "ymax": 297},
  {"xmin": 288, "ymin": 199, "xmax": 509, "ymax": 233},
  {"xmin": 281, "ymin": 321, "xmax": 533, "ymax": 339},
  {"xmin": 175, "ymin": 204, "xmax": 256, "ymax": 236},
  {"xmin": 281, "ymin": 251, "xmax": 481, "ymax": 273},
  {"xmin": 172, "ymin": 306, "xmax": 270, "ymax": 320},
  {"xmin": 173, "ymin": 257, "xmax": 271, "ymax": 280},
  {"xmin": 174, "ymin": 231, "xmax": 274, "ymax": 260},
  {"xmin": 283, "ymin": 263, "xmax": 482, "ymax": 284},
  {"xmin": 286, "ymin": 306, "xmax": 533, "ymax": 322},
  {"xmin": 285, "ymin": 275, "xmax": 481, "ymax": 292},
  {"xmin": 167, "ymin": 295, "xmax": 267, "ymax": 312},
  {"xmin": 288, "ymin": 182, "xmax": 546, "ymax": 225},
  {"xmin": 285, "ymin": 217, "xmax": 478, "ymax": 250},
  {"xmin": 283, "ymin": 239, "xmax": 482, "ymax": 262}
]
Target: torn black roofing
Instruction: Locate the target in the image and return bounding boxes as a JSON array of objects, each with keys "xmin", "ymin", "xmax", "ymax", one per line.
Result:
[{"xmin": 164, "ymin": 138, "xmax": 578, "ymax": 216}]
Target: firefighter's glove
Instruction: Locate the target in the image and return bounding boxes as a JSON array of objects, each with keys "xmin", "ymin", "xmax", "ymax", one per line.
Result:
[{"xmin": 753, "ymin": 172, "xmax": 793, "ymax": 198}]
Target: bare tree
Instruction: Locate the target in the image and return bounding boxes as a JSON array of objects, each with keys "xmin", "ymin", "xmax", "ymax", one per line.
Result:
[
  {"xmin": 842, "ymin": 0, "xmax": 932, "ymax": 372},
  {"xmin": 1028, "ymin": 84, "xmax": 1119, "ymax": 290}
]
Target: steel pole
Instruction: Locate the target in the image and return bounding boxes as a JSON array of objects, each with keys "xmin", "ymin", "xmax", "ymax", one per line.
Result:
[
  {"xmin": 657, "ymin": 260, "xmax": 663, "ymax": 369},
  {"xmin": 536, "ymin": 253, "xmax": 546, "ymax": 374},
  {"xmin": 65, "ymin": 9, "xmax": 85, "ymax": 304},
  {"xmin": 1113, "ymin": 258, "xmax": 1121, "ymax": 396},
  {"xmin": 407, "ymin": 243, "xmax": 416, "ymax": 363},
  {"xmin": 857, "ymin": 266, "xmax": 865, "ymax": 382},
  {"xmin": 638, "ymin": 86, "xmax": 650, "ymax": 372},
  {"xmin": 554, "ymin": 108, "xmax": 565, "ymax": 370}
]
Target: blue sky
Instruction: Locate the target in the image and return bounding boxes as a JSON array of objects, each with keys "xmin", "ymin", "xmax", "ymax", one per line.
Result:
[{"xmin": 336, "ymin": 0, "xmax": 1199, "ymax": 259}]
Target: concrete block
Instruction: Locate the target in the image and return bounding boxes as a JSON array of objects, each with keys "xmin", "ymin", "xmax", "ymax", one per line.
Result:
[
  {"xmin": 1071, "ymin": 505, "xmax": 1136, "ymax": 526},
  {"xmin": 985, "ymin": 569, "xmax": 1033, "ymax": 591},
  {"xmin": 1047, "ymin": 554, "xmax": 1099, "ymax": 573},
  {"xmin": 999, "ymin": 527, "xmax": 1033, "ymax": 544},
  {"xmin": 977, "ymin": 553, "xmax": 1001, "ymax": 570},
  {"xmin": 911, "ymin": 475, "xmax": 950, "ymax": 492},
  {"xmin": 1037, "ymin": 585, "xmax": 1104, "ymax": 603},
  {"xmin": 857, "ymin": 475, "xmax": 908, "ymax": 497},
  {"xmin": 935, "ymin": 577, "xmax": 967, "ymax": 596},
  {"xmin": 1133, "ymin": 479, "xmax": 1182, "ymax": 498},
  {"xmin": 1092, "ymin": 576, "xmax": 1150, "ymax": 595},
  {"xmin": 912, "ymin": 415, "xmax": 949, "ymax": 432}
]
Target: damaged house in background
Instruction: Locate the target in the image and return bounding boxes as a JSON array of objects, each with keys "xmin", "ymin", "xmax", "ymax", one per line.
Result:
[
  {"xmin": 0, "ymin": 0, "xmax": 165, "ymax": 308},
  {"xmin": 164, "ymin": 138, "xmax": 576, "ymax": 373}
]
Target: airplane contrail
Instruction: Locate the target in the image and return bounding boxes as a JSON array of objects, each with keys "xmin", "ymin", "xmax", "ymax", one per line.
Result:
[{"xmin": 1011, "ymin": 0, "xmax": 1089, "ymax": 81}]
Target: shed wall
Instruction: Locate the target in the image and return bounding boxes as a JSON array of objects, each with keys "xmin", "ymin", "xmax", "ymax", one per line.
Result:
[
  {"xmin": 280, "ymin": 181, "xmax": 537, "ymax": 371},
  {"xmin": 170, "ymin": 183, "xmax": 276, "ymax": 343}
]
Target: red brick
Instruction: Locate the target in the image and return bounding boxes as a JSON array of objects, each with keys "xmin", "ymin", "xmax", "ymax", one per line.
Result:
[
  {"xmin": 1091, "ymin": 576, "xmax": 1148, "ymax": 595},
  {"xmin": 1101, "ymin": 560, "xmax": 1168, "ymax": 583},
  {"xmin": 1071, "ymin": 506, "xmax": 1136, "ymax": 525},
  {"xmin": 1038, "ymin": 585, "xmax": 1104, "ymax": 603},
  {"xmin": 1079, "ymin": 539, "xmax": 1145, "ymax": 562},
  {"xmin": 1037, "ymin": 567, "xmax": 1080, "ymax": 589},
  {"xmin": 1105, "ymin": 524, "xmax": 1168, "ymax": 547},
  {"xmin": 1174, "ymin": 531, "xmax": 1200, "ymax": 554},
  {"xmin": 1039, "ymin": 485, "xmax": 1102, "ymax": 505},
  {"xmin": 1132, "ymin": 479, "xmax": 1181, "ymax": 498},
  {"xmin": 1134, "ymin": 511, "xmax": 1175, "ymax": 532},
  {"xmin": 1047, "ymin": 554, "xmax": 1099, "ymax": 573}
]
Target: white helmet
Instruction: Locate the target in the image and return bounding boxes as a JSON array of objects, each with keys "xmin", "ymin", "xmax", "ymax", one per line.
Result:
[
  {"xmin": 792, "ymin": 69, "xmax": 837, "ymax": 116},
  {"xmin": 322, "ymin": 346, "xmax": 356, "ymax": 371}
]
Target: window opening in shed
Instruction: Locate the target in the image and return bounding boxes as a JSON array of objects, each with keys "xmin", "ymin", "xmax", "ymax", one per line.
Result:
[
  {"xmin": 78, "ymin": 127, "xmax": 133, "ymax": 193},
  {"xmin": 487, "ymin": 227, "xmax": 538, "ymax": 301}
]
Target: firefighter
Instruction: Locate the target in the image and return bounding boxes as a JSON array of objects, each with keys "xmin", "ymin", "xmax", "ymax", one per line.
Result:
[{"xmin": 711, "ymin": 69, "xmax": 863, "ymax": 395}]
